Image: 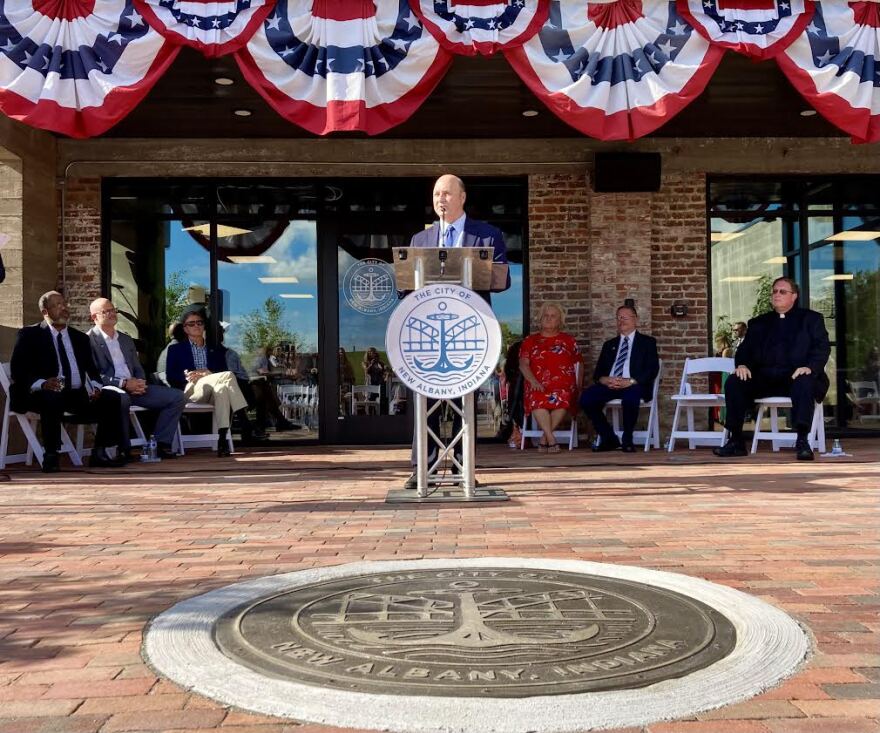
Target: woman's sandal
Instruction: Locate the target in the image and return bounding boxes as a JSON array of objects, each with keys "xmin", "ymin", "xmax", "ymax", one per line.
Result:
[
  {"xmin": 547, "ymin": 443, "xmax": 561, "ymax": 454},
  {"xmin": 537, "ymin": 440, "xmax": 548, "ymax": 453}
]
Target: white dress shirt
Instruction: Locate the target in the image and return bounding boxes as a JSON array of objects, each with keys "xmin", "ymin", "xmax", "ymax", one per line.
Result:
[
  {"xmin": 99, "ymin": 328, "xmax": 133, "ymax": 383},
  {"xmin": 32, "ymin": 326, "xmax": 83, "ymax": 391}
]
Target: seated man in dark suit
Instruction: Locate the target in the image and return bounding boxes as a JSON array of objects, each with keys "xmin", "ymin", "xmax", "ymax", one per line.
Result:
[
  {"xmin": 88, "ymin": 297, "xmax": 187, "ymax": 460},
  {"xmin": 579, "ymin": 305, "xmax": 660, "ymax": 453},
  {"xmin": 10, "ymin": 291, "xmax": 126, "ymax": 473},
  {"xmin": 714, "ymin": 276, "xmax": 830, "ymax": 461},
  {"xmin": 404, "ymin": 173, "xmax": 510, "ymax": 488}
]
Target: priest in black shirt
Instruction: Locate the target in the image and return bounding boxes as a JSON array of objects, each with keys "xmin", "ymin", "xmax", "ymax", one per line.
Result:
[{"xmin": 715, "ymin": 276, "xmax": 830, "ymax": 461}]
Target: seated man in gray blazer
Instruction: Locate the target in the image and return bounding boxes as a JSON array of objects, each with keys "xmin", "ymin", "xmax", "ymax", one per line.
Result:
[{"xmin": 88, "ymin": 298, "xmax": 187, "ymax": 460}]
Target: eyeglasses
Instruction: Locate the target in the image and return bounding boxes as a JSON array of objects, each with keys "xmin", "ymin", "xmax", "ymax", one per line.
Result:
[
  {"xmin": 184, "ymin": 320, "xmax": 205, "ymax": 327},
  {"xmin": 97, "ymin": 308, "xmax": 118, "ymax": 317},
  {"xmin": 771, "ymin": 288, "xmax": 795, "ymax": 295}
]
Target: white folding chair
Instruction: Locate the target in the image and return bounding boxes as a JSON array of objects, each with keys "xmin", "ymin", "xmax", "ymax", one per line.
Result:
[
  {"xmin": 667, "ymin": 357, "xmax": 734, "ymax": 452},
  {"xmin": 849, "ymin": 380, "xmax": 880, "ymax": 423},
  {"xmin": 603, "ymin": 359, "xmax": 663, "ymax": 451},
  {"xmin": 520, "ymin": 364, "xmax": 581, "ymax": 451},
  {"xmin": 0, "ymin": 362, "xmax": 83, "ymax": 468},
  {"xmin": 751, "ymin": 398, "xmax": 826, "ymax": 454},
  {"xmin": 174, "ymin": 402, "xmax": 234, "ymax": 455},
  {"xmin": 351, "ymin": 385, "xmax": 381, "ymax": 415}
]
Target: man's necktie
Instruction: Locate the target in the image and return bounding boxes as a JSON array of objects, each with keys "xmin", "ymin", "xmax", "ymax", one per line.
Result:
[
  {"xmin": 611, "ymin": 336, "xmax": 629, "ymax": 377},
  {"xmin": 57, "ymin": 332, "xmax": 72, "ymax": 388},
  {"xmin": 444, "ymin": 225, "xmax": 455, "ymax": 247}
]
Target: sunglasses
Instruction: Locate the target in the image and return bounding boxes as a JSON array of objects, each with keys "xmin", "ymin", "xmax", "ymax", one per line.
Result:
[
  {"xmin": 771, "ymin": 289, "xmax": 794, "ymax": 295},
  {"xmin": 184, "ymin": 320, "xmax": 205, "ymax": 327}
]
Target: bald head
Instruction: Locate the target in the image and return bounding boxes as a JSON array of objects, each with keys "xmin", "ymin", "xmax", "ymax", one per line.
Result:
[
  {"xmin": 433, "ymin": 174, "xmax": 466, "ymax": 222},
  {"xmin": 89, "ymin": 297, "xmax": 118, "ymax": 334}
]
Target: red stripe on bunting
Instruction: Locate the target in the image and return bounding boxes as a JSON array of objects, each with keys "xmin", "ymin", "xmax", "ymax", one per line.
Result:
[
  {"xmin": 450, "ymin": 0, "xmax": 504, "ymax": 5},
  {"xmin": 233, "ymin": 45, "xmax": 454, "ymax": 135},
  {"xmin": 312, "ymin": 0, "xmax": 375, "ymax": 21},
  {"xmin": 852, "ymin": 2, "xmax": 880, "ymax": 27},
  {"xmin": 32, "ymin": 0, "xmax": 97, "ymax": 19},
  {"xmin": 776, "ymin": 50, "xmax": 880, "ymax": 144},
  {"xmin": 717, "ymin": 0, "xmax": 775, "ymax": 8},
  {"xmin": 133, "ymin": 0, "xmax": 277, "ymax": 57},
  {"xmin": 588, "ymin": 0, "xmax": 644, "ymax": 31},
  {"xmin": 503, "ymin": 42, "xmax": 725, "ymax": 141},
  {"xmin": 677, "ymin": 0, "xmax": 815, "ymax": 60},
  {"xmin": 0, "ymin": 42, "xmax": 180, "ymax": 138}
]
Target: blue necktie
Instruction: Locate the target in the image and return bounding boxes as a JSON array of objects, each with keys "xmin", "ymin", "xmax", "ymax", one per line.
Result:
[
  {"xmin": 444, "ymin": 225, "xmax": 455, "ymax": 247},
  {"xmin": 612, "ymin": 336, "xmax": 629, "ymax": 377}
]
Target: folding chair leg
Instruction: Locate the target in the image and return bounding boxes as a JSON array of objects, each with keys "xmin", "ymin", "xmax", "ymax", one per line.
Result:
[
  {"xmin": 0, "ymin": 415, "xmax": 9, "ymax": 470},
  {"xmin": 751, "ymin": 405, "xmax": 766, "ymax": 454},
  {"xmin": 667, "ymin": 405, "xmax": 681, "ymax": 453}
]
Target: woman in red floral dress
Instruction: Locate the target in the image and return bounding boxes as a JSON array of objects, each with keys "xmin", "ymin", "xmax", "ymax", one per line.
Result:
[{"xmin": 519, "ymin": 303, "xmax": 582, "ymax": 452}]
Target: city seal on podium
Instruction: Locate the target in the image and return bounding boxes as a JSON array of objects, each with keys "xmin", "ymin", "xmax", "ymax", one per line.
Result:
[
  {"xmin": 386, "ymin": 285, "xmax": 502, "ymax": 399},
  {"xmin": 342, "ymin": 258, "xmax": 397, "ymax": 316}
]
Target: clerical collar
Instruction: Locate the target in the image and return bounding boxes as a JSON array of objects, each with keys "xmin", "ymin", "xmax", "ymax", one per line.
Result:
[{"xmin": 779, "ymin": 313, "xmax": 785, "ymax": 319}]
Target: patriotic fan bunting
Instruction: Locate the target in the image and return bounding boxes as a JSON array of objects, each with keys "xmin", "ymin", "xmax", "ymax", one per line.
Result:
[
  {"xmin": 677, "ymin": 0, "xmax": 815, "ymax": 60},
  {"xmin": 235, "ymin": 0, "xmax": 453, "ymax": 135},
  {"xmin": 777, "ymin": 1, "xmax": 880, "ymax": 143},
  {"xmin": 0, "ymin": 0, "xmax": 179, "ymax": 138},
  {"xmin": 133, "ymin": 0, "xmax": 278, "ymax": 57},
  {"xmin": 504, "ymin": 0, "xmax": 726, "ymax": 141},
  {"xmin": 410, "ymin": 0, "xmax": 550, "ymax": 56}
]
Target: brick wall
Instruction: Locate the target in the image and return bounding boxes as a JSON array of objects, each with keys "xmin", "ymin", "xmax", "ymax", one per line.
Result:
[{"xmin": 59, "ymin": 177, "xmax": 101, "ymax": 329}]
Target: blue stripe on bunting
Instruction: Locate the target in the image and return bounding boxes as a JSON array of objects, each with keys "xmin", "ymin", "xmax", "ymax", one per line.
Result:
[
  {"xmin": 156, "ymin": 0, "xmax": 255, "ymax": 31},
  {"xmin": 805, "ymin": 5, "xmax": 877, "ymax": 87},
  {"xmin": 700, "ymin": 0, "xmax": 791, "ymax": 35},
  {"xmin": 431, "ymin": 0, "xmax": 526, "ymax": 33}
]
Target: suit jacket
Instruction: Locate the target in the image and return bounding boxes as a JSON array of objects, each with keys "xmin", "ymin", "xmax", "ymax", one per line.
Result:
[
  {"xmin": 736, "ymin": 306, "xmax": 831, "ymax": 399},
  {"xmin": 165, "ymin": 340, "xmax": 229, "ymax": 390},
  {"xmin": 9, "ymin": 321, "xmax": 101, "ymax": 413},
  {"xmin": 88, "ymin": 326, "xmax": 146, "ymax": 388},
  {"xmin": 410, "ymin": 217, "xmax": 510, "ymax": 293},
  {"xmin": 593, "ymin": 331, "xmax": 660, "ymax": 401}
]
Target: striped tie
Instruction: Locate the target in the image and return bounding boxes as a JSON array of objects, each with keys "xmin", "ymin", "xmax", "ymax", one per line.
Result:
[{"xmin": 612, "ymin": 336, "xmax": 629, "ymax": 377}]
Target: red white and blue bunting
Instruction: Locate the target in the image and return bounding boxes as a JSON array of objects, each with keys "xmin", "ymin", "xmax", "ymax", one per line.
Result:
[
  {"xmin": 235, "ymin": 0, "xmax": 453, "ymax": 135},
  {"xmin": 0, "ymin": 0, "xmax": 179, "ymax": 138},
  {"xmin": 134, "ymin": 0, "xmax": 278, "ymax": 57},
  {"xmin": 677, "ymin": 0, "xmax": 815, "ymax": 60},
  {"xmin": 504, "ymin": 0, "xmax": 725, "ymax": 140},
  {"xmin": 777, "ymin": 1, "xmax": 880, "ymax": 143},
  {"xmin": 0, "ymin": 0, "xmax": 877, "ymax": 141},
  {"xmin": 410, "ymin": 0, "xmax": 550, "ymax": 55}
]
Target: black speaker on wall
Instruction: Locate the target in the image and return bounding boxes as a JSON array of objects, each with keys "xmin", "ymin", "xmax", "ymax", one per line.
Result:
[{"xmin": 593, "ymin": 152, "xmax": 661, "ymax": 193}]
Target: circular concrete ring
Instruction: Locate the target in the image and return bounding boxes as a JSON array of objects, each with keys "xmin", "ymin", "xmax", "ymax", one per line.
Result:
[{"xmin": 143, "ymin": 558, "xmax": 810, "ymax": 733}]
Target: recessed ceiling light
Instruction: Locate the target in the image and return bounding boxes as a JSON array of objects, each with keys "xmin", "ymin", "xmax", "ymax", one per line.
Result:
[
  {"xmin": 800, "ymin": 109, "xmax": 817, "ymax": 117},
  {"xmin": 227, "ymin": 255, "xmax": 277, "ymax": 264},
  {"xmin": 279, "ymin": 293, "xmax": 314, "ymax": 299},
  {"xmin": 826, "ymin": 230, "xmax": 880, "ymax": 241},
  {"xmin": 763, "ymin": 256, "xmax": 788, "ymax": 264},
  {"xmin": 259, "ymin": 276, "xmax": 300, "ymax": 284},
  {"xmin": 214, "ymin": 77, "xmax": 234, "ymax": 86},
  {"xmin": 234, "ymin": 109, "xmax": 252, "ymax": 117},
  {"xmin": 710, "ymin": 232, "xmax": 744, "ymax": 242},
  {"xmin": 720, "ymin": 276, "xmax": 761, "ymax": 282},
  {"xmin": 522, "ymin": 110, "xmax": 539, "ymax": 117},
  {"xmin": 822, "ymin": 273, "xmax": 854, "ymax": 281}
]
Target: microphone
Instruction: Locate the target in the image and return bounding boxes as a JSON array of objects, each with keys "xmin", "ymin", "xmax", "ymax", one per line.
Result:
[{"xmin": 438, "ymin": 211, "xmax": 446, "ymax": 247}]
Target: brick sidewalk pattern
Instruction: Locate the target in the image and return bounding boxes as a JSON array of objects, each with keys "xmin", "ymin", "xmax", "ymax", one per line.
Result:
[{"xmin": 0, "ymin": 440, "xmax": 877, "ymax": 733}]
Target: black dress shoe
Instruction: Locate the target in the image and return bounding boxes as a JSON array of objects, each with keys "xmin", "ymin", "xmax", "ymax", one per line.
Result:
[
  {"xmin": 117, "ymin": 450, "xmax": 133, "ymax": 465},
  {"xmin": 157, "ymin": 444, "xmax": 178, "ymax": 459},
  {"xmin": 795, "ymin": 438, "xmax": 815, "ymax": 461},
  {"xmin": 621, "ymin": 443, "xmax": 636, "ymax": 453},
  {"xmin": 217, "ymin": 441, "xmax": 232, "ymax": 458},
  {"xmin": 89, "ymin": 450, "xmax": 126, "ymax": 468},
  {"xmin": 42, "ymin": 452, "xmax": 60, "ymax": 473},
  {"xmin": 713, "ymin": 439, "xmax": 747, "ymax": 457},
  {"xmin": 592, "ymin": 437, "xmax": 621, "ymax": 452}
]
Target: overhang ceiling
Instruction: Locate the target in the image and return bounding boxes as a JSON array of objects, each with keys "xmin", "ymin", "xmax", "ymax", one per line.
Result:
[{"xmin": 102, "ymin": 46, "xmax": 843, "ymax": 140}]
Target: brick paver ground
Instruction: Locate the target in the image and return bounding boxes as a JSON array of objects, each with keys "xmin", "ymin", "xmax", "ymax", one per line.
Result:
[{"xmin": 0, "ymin": 440, "xmax": 877, "ymax": 733}]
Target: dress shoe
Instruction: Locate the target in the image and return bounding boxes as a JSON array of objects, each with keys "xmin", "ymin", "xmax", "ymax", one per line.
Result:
[
  {"xmin": 795, "ymin": 438, "xmax": 815, "ymax": 461},
  {"xmin": 621, "ymin": 443, "xmax": 636, "ymax": 453},
  {"xmin": 157, "ymin": 444, "xmax": 178, "ymax": 459},
  {"xmin": 117, "ymin": 450, "xmax": 133, "ymax": 465},
  {"xmin": 592, "ymin": 436, "xmax": 621, "ymax": 452},
  {"xmin": 713, "ymin": 439, "xmax": 747, "ymax": 457},
  {"xmin": 89, "ymin": 449, "xmax": 126, "ymax": 468},
  {"xmin": 217, "ymin": 441, "xmax": 232, "ymax": 458},
  {"xmin": 42, "ymin": 452, "xmax": 60, "ymax": 473}
]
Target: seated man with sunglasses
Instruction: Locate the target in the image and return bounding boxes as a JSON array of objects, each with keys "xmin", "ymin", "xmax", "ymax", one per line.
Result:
[
  {"xmin": 165, "ymin": 307, "xmax": 260, "ymax": 457},
  {"xmin": 715, "ymin": 276, "xmax": 830, "ymax": 461}
]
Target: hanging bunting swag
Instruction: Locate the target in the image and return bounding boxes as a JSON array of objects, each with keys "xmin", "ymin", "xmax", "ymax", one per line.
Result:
[
  {"xmin": 505, "ymin": 0, "xmax": 726, "ymax": 140},
  {"xmin": 410, "ymin": 0, "xmax": 550, "ymax": 55},
  {"xmin": 0, "ymin": 0, "xmax": 179, "ymax": 138},
  {"xmin": 234, "ymin": 0, "xmax": 453, "ymax": 135},
  {"xmin": 677, "ymin": 0, "xmax": 815, "ymax": 60},
  {"xmin": 133, "ymin": 0, "xmax": 278, "ymax": 56},
  {"xmin": 777, "ymin": 1, "xmax": 880, "ymax": 143}
]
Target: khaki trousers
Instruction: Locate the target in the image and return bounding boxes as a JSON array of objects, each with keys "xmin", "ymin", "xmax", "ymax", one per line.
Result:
[{"xmin": 184, "ymin": 371, "xmax": 248, "ymax": 429}]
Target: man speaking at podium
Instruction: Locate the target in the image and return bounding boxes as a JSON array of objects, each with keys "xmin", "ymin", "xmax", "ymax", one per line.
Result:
[{"xmin": 404, "ymin": 174, "xmax": 510, "ymax": 489}]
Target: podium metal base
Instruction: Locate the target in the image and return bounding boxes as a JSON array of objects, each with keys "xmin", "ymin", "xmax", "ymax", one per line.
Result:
[{"xmin": 385, "ymin": 486, "xmax": 509, "ymax": 504}]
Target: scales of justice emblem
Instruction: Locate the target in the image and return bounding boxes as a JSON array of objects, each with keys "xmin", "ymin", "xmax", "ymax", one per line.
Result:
[{"xmin": 342, "ymin": 258, "xmax": 397, "ymax": 316}]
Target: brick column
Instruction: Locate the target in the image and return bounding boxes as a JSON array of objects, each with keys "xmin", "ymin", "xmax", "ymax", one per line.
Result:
[{"xmin": 59, "ymin": 177, "xmax": 102, "ymax": 329}]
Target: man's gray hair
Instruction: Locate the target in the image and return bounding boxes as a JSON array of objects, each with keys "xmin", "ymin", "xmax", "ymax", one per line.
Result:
[{"xmin": 38, "ymin": 290, "xmax": 63, "ymax": 311}]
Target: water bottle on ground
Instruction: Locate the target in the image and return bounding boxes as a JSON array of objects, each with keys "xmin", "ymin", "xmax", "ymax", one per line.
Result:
[
  {"xmin": 831, "ymin": 438, "xmax": 843, "ymax": 456},
  {"xmin": 148, "ymin": 434, "xmax": 159, "ymax": 462}
]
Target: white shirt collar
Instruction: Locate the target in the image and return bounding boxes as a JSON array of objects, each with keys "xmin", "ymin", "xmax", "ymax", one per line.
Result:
[
  {"xmin": 99, "ymin": 328, "xmax": 118, "ymax": 342},
  {"xmin": 440, "ymin": 214, "xmax": 466, "ymax": 242}
]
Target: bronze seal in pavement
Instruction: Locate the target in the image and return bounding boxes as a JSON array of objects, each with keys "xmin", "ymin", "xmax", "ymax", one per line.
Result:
[{"xmin": 214, "ymin": 568, "xmax": 736, "ymax": 697}]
